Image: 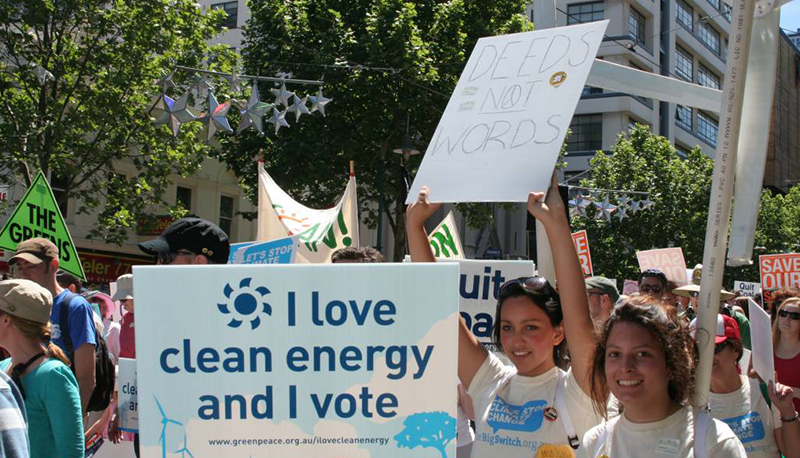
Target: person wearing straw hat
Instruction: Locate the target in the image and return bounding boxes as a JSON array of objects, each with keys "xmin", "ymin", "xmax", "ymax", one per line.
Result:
[
  {"xmin": 0, "ymin": 279, "xmax": 84, "ymax": 458},
  {"xmin": 674, "ymin": 264, "xmax": 751, "ymax": 349}
]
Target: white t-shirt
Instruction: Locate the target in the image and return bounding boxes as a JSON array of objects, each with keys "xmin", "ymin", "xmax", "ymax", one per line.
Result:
[
  {"xmin": 583, "ymin": 405, "xmax": 747, "ymax": 458},
  {"xmin": 467, "ymin": 352, "xmax": 601, "ymax": 458},
  {"xmin": 709, "ymin": 376, "xmax": 781, "ymax": 458}
]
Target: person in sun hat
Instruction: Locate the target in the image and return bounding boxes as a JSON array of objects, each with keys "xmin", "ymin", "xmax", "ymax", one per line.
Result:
[
  {"xmin": 0, "ymin": 279, "xmax": 84, "ymax": 457},
  {"xmin": 674, "ymin": 263, "xmax": 751, "ymax": 349}
]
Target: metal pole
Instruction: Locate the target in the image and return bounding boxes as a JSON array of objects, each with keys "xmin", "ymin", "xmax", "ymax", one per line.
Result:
[{"xmin": 693, "ymin": 0, "xmax": 756, "ymax": 406}]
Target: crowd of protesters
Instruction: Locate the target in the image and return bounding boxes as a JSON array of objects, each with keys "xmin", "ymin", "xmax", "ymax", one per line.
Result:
[{"xmin": 0, "ymin": 183, "xmax": 797, "ymax": 458}]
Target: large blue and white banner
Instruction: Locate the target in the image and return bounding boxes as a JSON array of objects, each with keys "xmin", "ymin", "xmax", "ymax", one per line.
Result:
[{"xmin": 134, "ymin": 264, "xmax": 459, "ymax": 458}]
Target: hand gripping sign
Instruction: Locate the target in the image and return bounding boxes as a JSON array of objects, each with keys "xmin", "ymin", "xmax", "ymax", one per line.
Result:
[
  {"xmin": 407, "ymin": 20, "xmax": 609, "ymax": 203},
  {"xmin": 134, "ymin": 263, "xmax": 459, "ymax": 458}
]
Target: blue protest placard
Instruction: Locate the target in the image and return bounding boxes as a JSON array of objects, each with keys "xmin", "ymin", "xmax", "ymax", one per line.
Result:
[
  {"xmin": 133, "ymin": 263, "xmax": 459, "ymax": 458},
  {"xmin": 229, "ymin": 235, "xmax": 299, "ymax": 265}
]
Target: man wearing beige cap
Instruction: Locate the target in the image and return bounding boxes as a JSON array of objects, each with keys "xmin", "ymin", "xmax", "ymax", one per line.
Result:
[{"xmin": 8, "ymin": 238, "xmax": 96, "ymax": 413}]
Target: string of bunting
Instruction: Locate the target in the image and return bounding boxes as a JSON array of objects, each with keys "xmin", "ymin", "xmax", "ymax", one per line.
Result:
[
  {"xmin": 148, "ymin": 66, "xmax": 331, "ymax": 142},
  {"xmin": 567, "ymin": 185, "xmax": 655, "ymax": 222}
]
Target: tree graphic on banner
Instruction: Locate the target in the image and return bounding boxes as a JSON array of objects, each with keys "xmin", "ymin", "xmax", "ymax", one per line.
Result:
[{"xmin": 394, "ymin": 411, "xmax": 456, "ymax": 458}]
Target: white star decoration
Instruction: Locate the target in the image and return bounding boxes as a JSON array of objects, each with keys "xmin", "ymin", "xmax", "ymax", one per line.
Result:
[
  {"xmin": 269, "ymin": 107, "xmax": 290, "ymax": 134},
  {"xmin": 198, "ymin": 93, "xmax": 233, "ymax": 144},
  {"xmin": 237, "ymin": 85, "xmax": 273, "ymax": 135},
  {"xmin": 309, "ymin": 87, "xmax": 331, "ymax": 116},
  {"xmin": 271, "ymin": 83, "xmax": 294, "ymax": 107}
]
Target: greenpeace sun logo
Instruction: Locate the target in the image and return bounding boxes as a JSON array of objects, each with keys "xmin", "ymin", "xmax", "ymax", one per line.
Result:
[{"xmin": 217, "ymin": 278, "xmax": 271, "ymax": 330}]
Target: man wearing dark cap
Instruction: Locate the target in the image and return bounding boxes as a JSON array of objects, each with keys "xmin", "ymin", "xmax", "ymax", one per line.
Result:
[
  {"xmin": 585, "ymin": 276, "xmax": 619, "ymax": 329},
  {"xmin": 139, "ymin": 217, "xmax": 230, "ymax": 265},
  {"xmin": 638, "ymin": 268, "xmax": 668, "ymax": 298},
  {"xmin": 8, "ymin": 238, "xmax": 97, "ymax": 414}
]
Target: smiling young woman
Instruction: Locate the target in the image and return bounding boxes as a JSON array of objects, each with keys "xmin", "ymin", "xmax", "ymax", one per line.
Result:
[
  {"xmin": 406, "ymin": 174, "xmax": 601, "ymax": 457},
  {"xmin": 583, "ymin": 298, "xmax": 747, "ymax": 457}
]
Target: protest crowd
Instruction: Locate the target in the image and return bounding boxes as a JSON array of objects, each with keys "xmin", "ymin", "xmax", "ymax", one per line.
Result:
[{"xmin": 0, "ymin": 171, "xmax": 793, "ymax": 458}]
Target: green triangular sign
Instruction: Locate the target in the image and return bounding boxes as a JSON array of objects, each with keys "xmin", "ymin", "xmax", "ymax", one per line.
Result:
[{"xmin": 0, "ymin": 172, "xmax": 85, "ymax": 280}]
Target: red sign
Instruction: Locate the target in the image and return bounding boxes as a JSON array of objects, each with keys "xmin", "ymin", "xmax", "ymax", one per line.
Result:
[
  {"xmin": 759, "ymin": 253, "xmax": 800, "ymax": 301},
  {"xmin": 78, "ymin": 250, "xmax": 154, "ymax": 285},
  {"xmin": 571, "ymin": 230, "xmax": 593, "ymax": 277},
  {"xmin": 636, "ymin": 248, "xmax": 687, "ymax": 285}
]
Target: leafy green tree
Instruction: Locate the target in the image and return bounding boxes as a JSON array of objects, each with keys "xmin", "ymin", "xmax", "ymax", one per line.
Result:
[
  {"xmin": 0, "ymin": 0, "xmax": 233, "ymax": 243},
  {"xmin": 219, "ymin": 0, "xmax": 531, "ymax": 260},
  {"xmin": 571, "ymin": 124, "xmax": 800, "ymax": 288}
]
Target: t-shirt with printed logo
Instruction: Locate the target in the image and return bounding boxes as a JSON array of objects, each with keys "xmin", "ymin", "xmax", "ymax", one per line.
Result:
[
  {"xmin": 709, "ymin": 376, "xmax": 781, "ymax": 458},
  {"xmin": 467, "ymin": 352, "xmax": 601, "ymax": 458}
]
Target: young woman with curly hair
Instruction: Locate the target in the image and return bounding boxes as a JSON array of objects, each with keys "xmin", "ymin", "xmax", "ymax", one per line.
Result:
[{"xmin": 583, "ymin": 297, "xmax": 746, "ymax": 457}]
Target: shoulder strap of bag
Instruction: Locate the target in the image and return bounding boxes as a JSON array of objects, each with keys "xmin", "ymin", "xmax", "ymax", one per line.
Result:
[
  {"xmin": 58, "ymin": 291, "xmax": 78, "ymax": 357},
  {"xmin": 694, "ymin": 410, "xmax": 710, "ymax": 458},
  {"xmin": 556, "ymin": 370, "xmax": 580, "ymax": 450}
]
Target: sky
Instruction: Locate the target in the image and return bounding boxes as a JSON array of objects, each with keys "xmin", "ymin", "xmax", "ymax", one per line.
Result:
[{"xmin": 782, "ymin": 1, "xmax": 800, "ymax": 34}]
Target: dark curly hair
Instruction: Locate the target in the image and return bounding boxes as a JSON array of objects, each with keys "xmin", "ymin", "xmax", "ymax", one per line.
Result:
[
  {"xmin": 589, "ymin": 296, "xmax": 696, "ymax": 418},
  {"xmin": 330, "ymin": 246, "xmax": 386, "ymax": 263},
  {"xmin": 491, "ymin": 277, "xmax": 567, "ymax": 368}
]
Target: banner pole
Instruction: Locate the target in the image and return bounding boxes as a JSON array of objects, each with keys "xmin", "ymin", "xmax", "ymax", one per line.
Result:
[
  {"xmin": 349, "ymin": 160, "xmax": 355, "ymax": 176},
  {"xmin": 693, "ymin": 0, "xmax": 756, "ymax": 406}
]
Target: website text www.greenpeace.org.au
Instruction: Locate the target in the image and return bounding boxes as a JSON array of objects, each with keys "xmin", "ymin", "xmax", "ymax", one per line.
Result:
[{"xmin": 208, "ymin": 436, "xmax": 390, "ymax": 447}]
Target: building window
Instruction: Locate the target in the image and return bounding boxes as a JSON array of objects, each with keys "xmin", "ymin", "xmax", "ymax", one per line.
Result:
[
  {"xmin": 722, "ymin": 3, "xmax": 732, "ymax": 20},
  {"xmin": 698, "ymin": 64, "xmax": 720, "ymax": 89},
  {"xmin": 699, "ymin": 23, "xmax": 721, "ymax": 55},
  {"xmin": 176, "ymin": 186, "xmax": 192, "ymax": 211},
  {"xmin": 676, "ymin": 0, "xmax": 693, "ymax": 28},
  {"xmin": 50, "ymin": 174, "xmax": 69, "ymax": 217},
  {"xmin": 676, "ymin": 105, "xmax": 693, "ymax": 130},
  {"xmin": 582, "ymin": 86, "xmax": 603, "ymax": 96},
  {"xmin": 629, "ymin": 7, "xmax": 646, "ymax": 47},
  {"xmin": 567, "ymin": 1, "xmax": 604, "ymax": 24},
  {"xmin": 675, "ymin": 144, "xmax": 692, "ymax": 159},
  {"xmin": 211, "ymin": 1, "xmax": 238, "ymax": 29},
  {"xmin": 675, "ymin": 46, "xmax": 694, "ymax": 81},
  {"xmin": 219, "ymin": 195, "xmax": 235, "ymax": 237},
  {"xmin": 707, "ymin": 0, "xmax": 721, "ymax": 10},
  {"xmin": 697, "ymin": 111, "xmax": 718, "ymax": 146},
  {"xmin": 567, "ymin": 114, "xmax": 603, "ymax": 152}
]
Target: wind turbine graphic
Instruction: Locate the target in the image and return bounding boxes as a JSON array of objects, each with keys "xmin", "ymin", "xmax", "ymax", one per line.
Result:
[
  {"xmin": 174, "ymin": 431, "xmax": 194, "ymax": 458},
  {"xmin": 154, "ymin": 395, "xmax": 183, "ymax": 458}
]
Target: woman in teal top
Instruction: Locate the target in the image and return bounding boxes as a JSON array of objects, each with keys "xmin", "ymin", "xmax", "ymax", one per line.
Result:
[{"xmin": 0, "ymin": 279, "xmax": 84, "ymax": 458}]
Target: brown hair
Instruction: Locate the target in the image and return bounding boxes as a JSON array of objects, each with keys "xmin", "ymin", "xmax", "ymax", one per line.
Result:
[
  {"xmin": 331, "ymin": 246, "xmax": 386, "ymax": 263},
  {"xmin": 589, "ymin": 296, "xmax": 696, "ymax": 418},
  {"xmin": 773, "ymin": 297, "xmax": 800, "ymax": 348},
  {"xmin": 1, "ymin": 312, "xmax": 70, "ymax": 366}
]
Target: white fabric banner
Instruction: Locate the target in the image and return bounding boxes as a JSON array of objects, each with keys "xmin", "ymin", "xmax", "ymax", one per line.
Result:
[
  {"xmin": 257, "ymin": 164, "xmax": 359, "ymax": 264},
  {"xmin": 428, "ymin": 211, "xmax": 464, "ymax": 259}
]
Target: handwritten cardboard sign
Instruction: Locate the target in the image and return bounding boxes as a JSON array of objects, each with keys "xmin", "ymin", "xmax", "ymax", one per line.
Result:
[
  {"xmin": 571, "ymin": 230, "xmax": 593, "ymax": 277},
  {"xmin": 636, "ymin": 248, "xmax": 688, "ymax": 285},
  {"xmin": 407, "ymin": 20, "xmax": 609, "ymax": 203}
]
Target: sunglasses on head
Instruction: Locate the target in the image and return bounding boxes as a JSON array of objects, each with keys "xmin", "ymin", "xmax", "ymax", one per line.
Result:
[
  {"xmin": 499, "ymin": 276, "xmax": 558, "ymax": 301},
  {"xmin": 714, "ymin": 341, "xmax": 728, "ymax": 354},
  {"xmin": 779, "ymin": 310, "xmax": 800, "ymax": 320}
]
